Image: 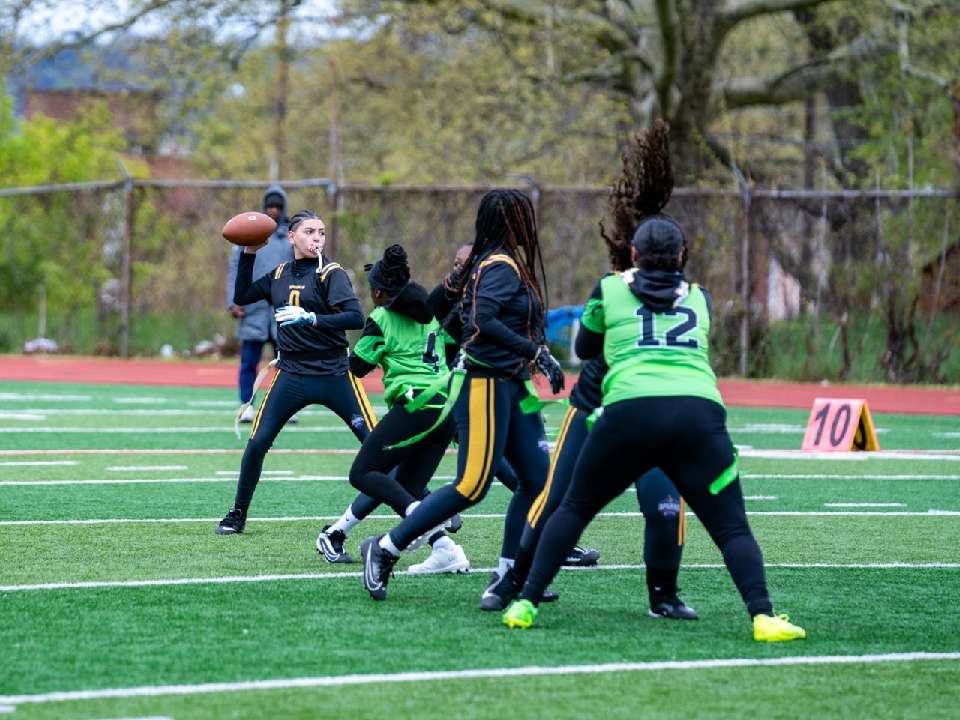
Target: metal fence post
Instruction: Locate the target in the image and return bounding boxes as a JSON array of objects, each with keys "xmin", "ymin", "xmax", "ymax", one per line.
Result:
[
  {"xmin": 118, "ymin": 161, "xmax": 134, "ymax": 359},
  {"xmin": 733, "ymin": 165, "xmax": 751, "ymax": 377}
]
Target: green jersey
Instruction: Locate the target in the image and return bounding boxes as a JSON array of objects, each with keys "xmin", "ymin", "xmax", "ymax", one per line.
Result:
[
  {"xmin": 580, "ymin": 271, "xmax": 722, "ymax": 407},
  {"xmin": 352, "ymin": 305, "xmax": 456, "ymax": 408}
]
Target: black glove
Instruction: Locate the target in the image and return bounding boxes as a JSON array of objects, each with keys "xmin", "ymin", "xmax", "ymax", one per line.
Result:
[{"xmin": 534, "ymin": 345, "xmax": 565, "ymax": 394}]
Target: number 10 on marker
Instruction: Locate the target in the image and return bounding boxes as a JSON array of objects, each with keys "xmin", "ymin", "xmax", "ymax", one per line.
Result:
[{"xmin": 801, "ymin": 398, "xmax": 880, "ymax": 453}]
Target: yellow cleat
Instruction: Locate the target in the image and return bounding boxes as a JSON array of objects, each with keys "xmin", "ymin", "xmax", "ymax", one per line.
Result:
[
  {"xmin": 754, "ymin": 613, "xmax": 806, "ymax": 642},
  {"xmin": 503, "ymin": 599, "xmax": 538, "ymax": 629}
]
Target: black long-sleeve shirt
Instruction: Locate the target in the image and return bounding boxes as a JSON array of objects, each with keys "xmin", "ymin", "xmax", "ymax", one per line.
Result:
[
  {"xmin": 234, "ymin": 252, "xmax": 363, "ymax": 375},
  {"xmin": 437, "ymin": 250, "xmax": 542, "ymax": 379}
]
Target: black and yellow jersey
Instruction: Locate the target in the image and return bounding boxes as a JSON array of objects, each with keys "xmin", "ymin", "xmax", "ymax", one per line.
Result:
[{"xmin": 234, "ymin": 253, "xmax": 363, "ymax": 375}]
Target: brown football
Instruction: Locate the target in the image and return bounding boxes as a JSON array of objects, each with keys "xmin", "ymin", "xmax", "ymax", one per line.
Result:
[{"xmin": 222, "ymin": 211, "xmax": 278, "ymax": 246}]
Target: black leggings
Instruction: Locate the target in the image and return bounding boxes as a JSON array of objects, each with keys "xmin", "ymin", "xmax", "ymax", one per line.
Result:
[
  {"xmin": 386, "ymin": 374, "xmax": 548, "ymax": 558},
  {"xmin": 349, "ymin": 398, "xmax": 455, "ymax": 517},
  {"xmin": 520, "ymin": 396, "xmax": 773, "ymax": 618},
  {"xmin": 234, "ymin": 370, "xmax": 377, "ymax": 510},
  {"xmin": 513, "ymin": 406, "xmax": 685, "ymax": 597}
]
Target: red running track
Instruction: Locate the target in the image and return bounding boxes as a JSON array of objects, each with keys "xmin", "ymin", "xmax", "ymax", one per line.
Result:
[{"xmin": 1, "ymin": 354, "xmax": 958, "ymax": 416}]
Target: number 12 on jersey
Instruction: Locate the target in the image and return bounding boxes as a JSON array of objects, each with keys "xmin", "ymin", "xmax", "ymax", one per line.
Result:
[{"xmin": 635, "ymin": 306, "xmax": 699, "ymax": 349}]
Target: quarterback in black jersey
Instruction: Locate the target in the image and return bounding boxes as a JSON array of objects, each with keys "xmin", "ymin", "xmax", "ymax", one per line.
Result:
[{"xmin": 216, "ymin": 210, "xmax": 380, "ymax": 535}]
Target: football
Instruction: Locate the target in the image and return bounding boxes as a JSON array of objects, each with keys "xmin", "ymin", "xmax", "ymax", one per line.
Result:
[{"xmin": 222, "ymin": 211, "xmax": 278, "ymax": 246}]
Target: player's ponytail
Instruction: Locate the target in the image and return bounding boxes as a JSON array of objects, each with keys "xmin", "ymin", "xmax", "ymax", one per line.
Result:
[{"xmin": 600, "ymin": 119, "xmax": 675, "ymax": 272}]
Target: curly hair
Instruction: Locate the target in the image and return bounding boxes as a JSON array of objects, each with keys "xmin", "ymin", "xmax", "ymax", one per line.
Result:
[{"xmin": 599, "ymin": 119, "xmax": 674, "ymax": 272}]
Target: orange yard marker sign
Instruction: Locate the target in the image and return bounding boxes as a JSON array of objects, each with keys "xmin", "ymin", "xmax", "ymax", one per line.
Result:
[{"xmin": 801, "ymin": 398, "xmax": 880, "ymax": 452}]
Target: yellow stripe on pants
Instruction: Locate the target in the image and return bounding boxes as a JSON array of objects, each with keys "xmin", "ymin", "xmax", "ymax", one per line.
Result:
[
  {"xmin": 527, "ymin": 404, "xmax": 576, "ymax": 528},
  {"xmin": 455, "ymin": 378, "xmax": 494, "ymax": 501},
  {"xmin": 250, "ymin": 369, "xmax": 281, "ymax": 439},
  {"xmin": 349, "ymin": 372, "xmax": 378, "ymax": 430},
  {"xmin": 678, "ymin": 498, "xmax": 687, "ymax": 546}
]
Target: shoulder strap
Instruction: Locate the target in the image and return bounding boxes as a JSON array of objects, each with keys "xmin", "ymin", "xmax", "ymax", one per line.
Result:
[
  {"xmin": 478, "ymin": 253, "xmax": 520, "ymax": 276},
  {"xmin": 273, "ymin": 263, "xmax": 287, "ymax": 280},
  {"xmin": 318, "ymin": 262, "xmax": 343, "ymax": 282}
]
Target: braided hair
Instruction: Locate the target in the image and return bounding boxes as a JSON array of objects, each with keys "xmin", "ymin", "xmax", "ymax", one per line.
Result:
[
  {"xmin": 289, "ymin": 209, "xmax": 321, "ymax": 231},
  {"xmin": 599, "ymin": 119, "xmax": 674, "ymax": 272},
  {"xmin": 455, "ymin": 188, "xmax": 548, "ymax": 326}
]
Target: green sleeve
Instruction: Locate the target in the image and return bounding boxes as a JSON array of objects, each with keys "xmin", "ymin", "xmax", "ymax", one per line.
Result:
[
  {"xmin": 579, "ymin": 280, "xmax": 605, "ymax": 333},
  {"xmin": 353, "ymin": 315, "xmax": 386, "ymax": 366}
]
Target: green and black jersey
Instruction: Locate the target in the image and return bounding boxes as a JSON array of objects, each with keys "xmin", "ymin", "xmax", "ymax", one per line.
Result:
[
  {"xmin": 580, "ymin": 270, "xmax": 722, "ymax": 407},
  {"xmin": 350, "ymin": 282, "xmax": 458, "ymax": 408}
]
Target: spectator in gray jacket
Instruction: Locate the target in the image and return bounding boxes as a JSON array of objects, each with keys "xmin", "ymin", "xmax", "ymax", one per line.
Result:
[{"xmin": 226, "ymin": 184, "xmax": 294, "ymax": 421}]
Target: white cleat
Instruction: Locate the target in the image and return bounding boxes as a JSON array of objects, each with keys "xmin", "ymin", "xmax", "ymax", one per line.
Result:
[
  {"xmin": 407, "ymin": 543, "xmax": 470, "ymax": 575},
  {"xmin": 238, "ymin": 405, "xmax": 255, "ymax": 423}
]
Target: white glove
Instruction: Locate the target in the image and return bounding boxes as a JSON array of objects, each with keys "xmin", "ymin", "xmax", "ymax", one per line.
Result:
[{"xmin": 275, "ymin": 306, "xmax": 317, "ymax": 327}]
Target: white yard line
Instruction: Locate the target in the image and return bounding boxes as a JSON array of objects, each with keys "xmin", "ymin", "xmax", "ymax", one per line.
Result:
[
  {"xmin": 740, "ymin": 450, "xmax": 960, "ymax": 461},
  {"xmin": 106, "ymin": 466, "xmax": 189, "ymax": 472},
  {"xmin": 0, "ymin": 427, "xmax": 356, "ymax": 434},
  {"xmin": 824, "ymin": 503, "xmax": 907, "ymax": 508},
  {"xmin": 2, "ymin": 510, "xmax": 958, "ymax": 527},
  {"xmin": 0, "ymin": 412, "xmax": 46, "ymax": 420},
  {"xmin": 0, "ymin": 461, "xmax": 77, "ymax": 467},
  {"xmin": 2, "ymin": 563, "xmax": 958, "ymax": 593},
  {"xmin": 0, "ymin": 393, "xmax": 91, "ymax": 402},
  {"xmin": 743, "ymin": 496, "xmax": 778, "ymax": 501},
  {"xmin": 744, "ymin": 474, "xmax": 960, "ymax": 480},
  {"xmin": 0, "ymin": 474, "xmax": 458, "ymax": 486},
  {"xmin": 2, "ymin": 653, "xmax": 958, "ymax": 706}
]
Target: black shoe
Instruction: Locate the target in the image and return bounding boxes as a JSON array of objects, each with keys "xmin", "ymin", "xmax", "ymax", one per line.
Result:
[
  {"xmin": 480, "ymin": 569, "xmax": 519, "ymax": 611},
  {"xmin": 445, "ymin": 512, "xmax": 464, "ymax": 534},
  {"xmin": 216, "ymin": 508, "xmax": 246, "ymax": 535},
  {"xmin": 563, "ymin": 545, "xmax": 599, "ymax": 567},
  {"xmin": 541, "ymin": 587, "xmax": 560, "ymax": 603},
  {"xmin": 316, "ymin": 525, "xmax": 353, "ymax": 563},
  {"xmin": 361, "ymin": 535, "xmax": 398, "ymax": 601},
  {"xmin": 649, "ymin": 595, "xmax": 699, "ymax": 620}
]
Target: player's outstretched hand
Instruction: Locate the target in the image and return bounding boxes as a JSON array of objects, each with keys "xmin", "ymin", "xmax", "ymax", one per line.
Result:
[
  {"xmin": 534, "ymin": 345, "xmax": 565, "ymax": 394},
  {"xmin": 275, "ymin": 306, "xmax": 317, "ymax": 327}
]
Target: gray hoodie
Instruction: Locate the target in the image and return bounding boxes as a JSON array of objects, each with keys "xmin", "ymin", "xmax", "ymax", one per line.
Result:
[{"xmin": 225, "ymin": 184, "xmax": 295, "ymax": 342}]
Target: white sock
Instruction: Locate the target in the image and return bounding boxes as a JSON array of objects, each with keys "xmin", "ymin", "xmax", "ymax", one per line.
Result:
[
  {"xmin": 404, "ymin": 500, "xmax": 420, "ymax": 518},
  {"xmin": 329, "ymin": 507, "xmax": 359, "ymax": 536},
  {"xmin": 378, "ymin": 534, "xmax": 401, "ymax": 557},
  {"xmin": 497, "ymin": 557, "xmax": 515, "ymax": 576},
  {"xmin": 432, "ymin": 535, "xmax": 455, "ymax": 552}
]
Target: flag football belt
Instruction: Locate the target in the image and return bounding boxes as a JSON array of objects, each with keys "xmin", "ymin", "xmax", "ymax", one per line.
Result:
[{"xmin": 387, "ymin": 361, "xmax": 558, "ymax": 450}]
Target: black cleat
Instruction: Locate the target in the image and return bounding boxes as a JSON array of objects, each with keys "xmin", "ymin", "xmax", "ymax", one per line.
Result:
[
  {"xmin": 445, "ymin": 512, "xmax": 464, "ymax": 534},
  {"xmin": 649, "ymin": 595, "xmax": 699, "ymax": 620},
  {"xmin": 361, "ymin": 535, "xmax": 398, "ymax": 601},
  {"xmin": 480, "ymin": 569, "xmax": 559, "ymax": 610},
  {"xmin": 480, "ymin": 569, "xmax": 518, "ymax": 611},
  {"xmin": 563, "ymin": 545, "xmax": 599, "ymax": 567},
  {"xmin": 215, "ymin": 508, "xmax": 246, "ymax": 535},
  {"xmin": 316, "ymin": 525, "xmax": 353, "ymax": 563}
]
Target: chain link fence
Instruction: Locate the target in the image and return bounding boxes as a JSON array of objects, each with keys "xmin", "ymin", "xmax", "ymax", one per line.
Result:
[{"xmin": 1, "ymin": 179, "xmax": 956, "ymax": 382}]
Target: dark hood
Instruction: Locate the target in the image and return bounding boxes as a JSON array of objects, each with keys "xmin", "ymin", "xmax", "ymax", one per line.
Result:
[
  {"xmin": 261, "ymin": 184, "xmax": 289, "ymax": 222},
  {"xmin": 386, "ymin": 281, "xmax": 433, "ymax": 324},
  {"xmin": 624, "ymin": 268, "xmax": 689, "ymax": 312}
]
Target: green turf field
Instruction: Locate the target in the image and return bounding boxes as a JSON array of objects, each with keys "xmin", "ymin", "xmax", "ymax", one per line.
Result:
[{"xmin": 1, "ymin": 380, "xmax": 958, "ymax": 719}]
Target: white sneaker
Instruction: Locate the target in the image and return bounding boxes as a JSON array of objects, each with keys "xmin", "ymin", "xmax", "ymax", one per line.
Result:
[
  {"xmin": 238, "ymin": 405, "xmax": 255, "ymax": 423},
  {"xmin": 407, "ymin": 543, "xmax": 470, "ymax": 574}
]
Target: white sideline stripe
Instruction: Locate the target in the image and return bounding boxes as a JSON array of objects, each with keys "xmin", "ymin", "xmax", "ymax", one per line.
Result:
[
  {"xmin": 1, "ymin": 408, "xmax": 356, "ymax": 417},
  {"xmin": 214, "ymin": 470, "xmax": 292, "ymax": 476},
  {"xmin": 3, "ymin": 510, "xmax": 960, "ymax": 526},
  {"xmin": 934, "ymin": 432, "xmax": 960, "ymax": 438},
  {"xmin": 0, "ymin": 461, "xmax": 77, "ymax": 467},
  {"xmin": 3, "ymin": 563, "xmax": 958, "ymax": 593},
  {"xmin": 0, "ymin": 393, "xmax": 91, "ymax": 401},
  {"xmin": 2, "ymin": 653, "xmax": 959, "ymax": 705},
  {"xmin": 824, "ymin": 503, "xmax": 906, "ymax": 508},
  {"xmin": 743, "ymin": 496, "xmax": 778, "ymax": 501},
  {"xmin": 0, "ymin": 427, "xmax": 356, "ymax": 434},
  {"xmin": 0, "ymin": 706, "xmax": 13, "ymax": 714},
  {"xmin": 0, "ymin": 474, "xmax": 459, "ymax": 487},
  {"xmin": 740, "ymin": 450, "xmax": 960, "ymax": 461},
  {"xmin": 106, "ymin": 466, "xmax": 188, "ymax": 472},
  {"xmin": 112, "ymin": 397, "xmax": 169, "ymax": 404},
  {"xmin": 744, "ymin": 474, "xmax": 960, "ymax": 480},
  {"xmin": 0, "ymin": 412, "xmax": 46, "ymax": 420}
]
